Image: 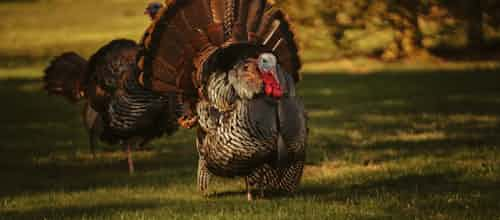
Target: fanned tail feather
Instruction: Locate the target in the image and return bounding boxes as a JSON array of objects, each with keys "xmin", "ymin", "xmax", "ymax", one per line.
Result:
[
  {"xmin": 43, "ymin": 52, "xmax": 88, "ymax": 103},
  {"xmin": 139, "ymin": 0, "xmax": 301, "ymax": 95}
]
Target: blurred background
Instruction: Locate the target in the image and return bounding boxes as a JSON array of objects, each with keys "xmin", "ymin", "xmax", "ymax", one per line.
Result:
[
  {"xmin": 1, "ymin": 0, "xmax": 500, "ymax": 75},
  {"xmin": 1, "ymin": 1, "xmax": 499, "ymax": 219},
  {"xmin": 278, "ymin": 0, "xmax": 500, "ymax": 62}
]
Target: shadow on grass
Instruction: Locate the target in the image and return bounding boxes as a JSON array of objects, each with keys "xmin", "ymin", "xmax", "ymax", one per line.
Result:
[
  {"xmin": 1, "ymin": 200, "xmax": 164, "ymax": 219},
  {"xmin": 1, "ymin": 68, "xmax": 499, "ymax": 204},
  {"xmin": 1, "ymin": 198, "xmax": 258, "ymax": 220},
  {"xmin": 299, "ymin": 172, "xmax": 500, "ymax": 218},
  {"xmin": 0, "ymin": 0, "xmax": 39, "ymax": 4},
  {"xmin": 0, "ymin": 54, "xmax": 52, "ymax": 68},
  {"xmin": 302, "ymin": 68, "xmax": 500, "ymax": 163},
  {"xmin": 301, "ymin": 171, "xmax": 499, "ymax": 198},
  {"xmin": 0, "ymin": 79, "xmax": 197, "ymax": 198},
  {"xmin": 206, "ymin": 189, "xmax": 292, "ymax": 200}
]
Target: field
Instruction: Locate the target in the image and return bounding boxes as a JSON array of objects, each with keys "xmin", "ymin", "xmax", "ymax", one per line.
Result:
[{"xmin": 1, "ymin": 1, "xmax": 500, "ymax": 219}]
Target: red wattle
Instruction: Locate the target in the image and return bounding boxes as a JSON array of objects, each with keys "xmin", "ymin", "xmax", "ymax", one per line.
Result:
[
  {"xmin": 272, "ymin": 87, "xmax": 283, "ymax": 98},
  {"xmin": 265, "ymin": 84, "xmax": 273, "ymax": 96},
  {"xmin": 261, "ymin": 72, "xmax": 283, "ymax": 98}
]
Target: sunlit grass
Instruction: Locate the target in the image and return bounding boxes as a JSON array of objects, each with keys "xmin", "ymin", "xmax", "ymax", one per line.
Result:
[
  {"xmin": 302, "ymin": 58, "xmax": 500, "ymax": 74},
  {"xmin": 0, "ymin": 67, "xmax": 43, "ymax": 79},
  {"xmin": 0, "ymin": 0, "xmax": 149, "ymax": 68}
]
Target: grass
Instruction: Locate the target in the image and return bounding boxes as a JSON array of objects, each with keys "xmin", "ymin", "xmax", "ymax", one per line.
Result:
[{"xmin": 1, "ymin": 0, "xmax": 500, "ymax": 219}]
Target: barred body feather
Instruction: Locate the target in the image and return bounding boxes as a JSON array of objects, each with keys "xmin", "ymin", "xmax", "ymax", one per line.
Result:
[
  {"xmin": 196, "ymin": 64, "xmax": 307, "ymax": 194},
  {"xmin": 44, "ymin": 39, "xmax": 181, "ymax": 174}
]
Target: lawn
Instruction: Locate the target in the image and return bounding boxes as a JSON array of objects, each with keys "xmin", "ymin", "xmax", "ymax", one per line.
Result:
[{"xmin": 1, "ymin": 1, "xmax": 500, "ymax": 219}]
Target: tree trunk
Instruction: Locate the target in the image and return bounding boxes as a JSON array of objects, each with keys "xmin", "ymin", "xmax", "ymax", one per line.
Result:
[{"xmin": 466, "ymin": 0, "xmax": 484, "ymax": 49}]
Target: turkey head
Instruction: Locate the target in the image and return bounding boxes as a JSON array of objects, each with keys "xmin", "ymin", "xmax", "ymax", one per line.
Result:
[
  {"xmin": 144, "ymin": 2, "xmax": 164, "ymax": 20},
  {"xmin": 257, "ymin": 53, "xmax": 283, "ymax": 98},
  {"xmin": 227, "ymin": 53, "xmax": 285, "ymax": 100}
]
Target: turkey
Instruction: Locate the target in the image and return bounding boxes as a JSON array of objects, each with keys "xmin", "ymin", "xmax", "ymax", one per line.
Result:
[
  {"xmin": 44, "ymin": 38, "xmax": 180, "ymax": 174},
  {"xmin": 137, "ymin": 0, "xmax": 307, "ymax": 199},
  {"xmin": 141, "ymin": 2, "xmax": 166, "ymax": 47},
  {"xmin": 144, "ymin": 2, "xmax": 164, "ymax": 19}
]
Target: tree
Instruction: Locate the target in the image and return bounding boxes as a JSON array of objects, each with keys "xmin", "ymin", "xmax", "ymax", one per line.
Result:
[
  {"xmin": 276, "ymin": 0, "xmax": 499, "ymax": 60},
  {"xmin": 465, "ymin": 0, "xmax": 484, "ymax": 49}
]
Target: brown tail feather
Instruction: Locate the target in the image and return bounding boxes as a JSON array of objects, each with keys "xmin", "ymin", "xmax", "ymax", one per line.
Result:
[
  {"xmin": 43, "ymin": 52, "xmax": 88, "ymax": 103},
  {"xmin": 140, "ymin": 0, "xmax": 302, "ymax": 95},
  {"xmin": 256, "ymin": 8, "xmax": 301, "ymax": 81}
]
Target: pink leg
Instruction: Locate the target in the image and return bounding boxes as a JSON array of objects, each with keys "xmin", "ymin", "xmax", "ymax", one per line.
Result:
[
  {"xmin": 245, "ymin": 178, "xmax": 253, "ymax": 201},
  {"xmin": 127, "ymin": 145, "xmax": 135, "ymax": 175}
]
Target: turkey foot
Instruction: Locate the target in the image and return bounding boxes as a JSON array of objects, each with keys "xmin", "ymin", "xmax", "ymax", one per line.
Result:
[
  {"xmin": 245, "ymin": 178, "xmax": 253, "ymax": 201},
  {"xmin": 178, "ymin": 115, "xmax": 198, "ymax": 129}
]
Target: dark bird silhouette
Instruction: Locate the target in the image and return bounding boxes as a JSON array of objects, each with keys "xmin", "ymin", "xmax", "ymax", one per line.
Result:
[
  {"xmin": 43, "ymin": 39, "xmax": 181, "ymax": 175},
  {"xmin": 137, "ymin": 0, "xmax": 307, "ymax": 199}
]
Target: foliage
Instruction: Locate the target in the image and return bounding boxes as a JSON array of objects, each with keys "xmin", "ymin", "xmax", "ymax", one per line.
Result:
[{"xmin": 278, "ymin": 0, "xmax": 500, "ymax": 60}]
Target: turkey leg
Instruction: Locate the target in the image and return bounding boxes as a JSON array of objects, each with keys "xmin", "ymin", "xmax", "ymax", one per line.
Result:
[
  {"xmin": 127, "ymin": 144, "xmax": 135, "ymax": 175},
  {"xmin": 245, "ymin": 178, "xmax": 253, "ymax": 201}
]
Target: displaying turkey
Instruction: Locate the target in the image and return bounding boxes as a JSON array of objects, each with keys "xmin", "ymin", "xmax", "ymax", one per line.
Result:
[
  {"xmin": 137, "ymin": 0, "xmax": 307, "ymax": 199},
  {"xmin": 43, "ymin": 38, "xmax": 180, "ymax": 175}
]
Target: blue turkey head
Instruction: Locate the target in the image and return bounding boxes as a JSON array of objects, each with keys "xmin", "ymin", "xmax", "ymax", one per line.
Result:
[{"xmin": 145, "ymin": 2, "xmax": 164, "ymax": 20}]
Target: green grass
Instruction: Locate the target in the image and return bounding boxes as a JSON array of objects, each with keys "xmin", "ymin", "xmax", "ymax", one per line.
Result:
[
  {"xmin": 2, "ymin": 67, "xmax": 500, "ymax": 220},
  {"xmin": 1, "ymin": 1, "xmax": 500, "ymax": 219}
]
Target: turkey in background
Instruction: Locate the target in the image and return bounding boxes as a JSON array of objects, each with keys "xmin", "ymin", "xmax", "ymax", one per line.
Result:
[{"xmin": 43, "ymin": 3, "xmax": 180, "ymax": 175}]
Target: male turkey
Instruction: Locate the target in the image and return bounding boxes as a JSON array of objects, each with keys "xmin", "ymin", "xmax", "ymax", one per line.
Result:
[
  {"xmin": 137, "ymin": 0, "xmax": 307, "ymax": 199},
  {"xmin": 43, "ymin": 39, "xmax": 180, "ymax": 175},
  {"xmin": 144, "ymin": 2, "xmax": 165, "ymax": 19}
]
